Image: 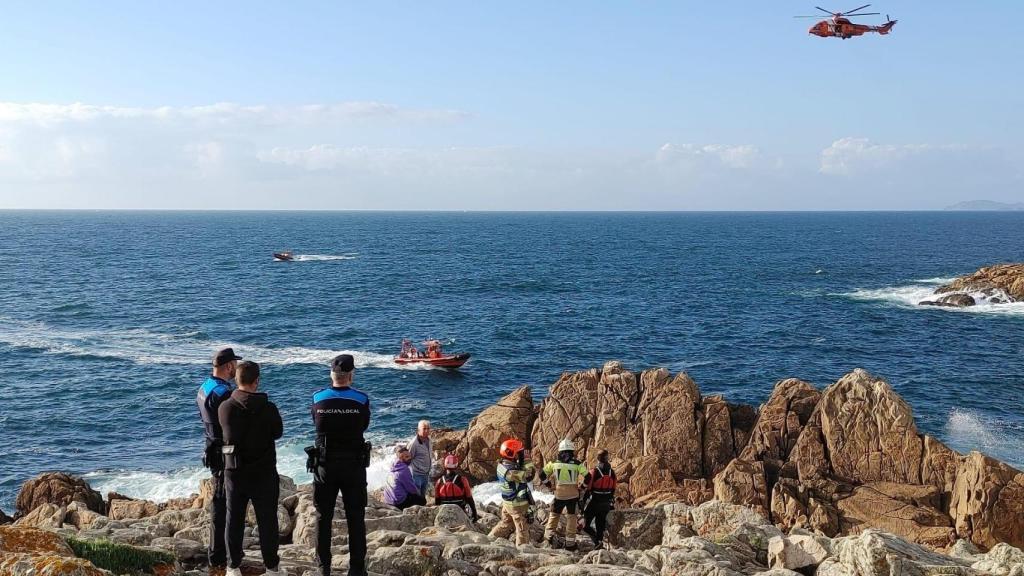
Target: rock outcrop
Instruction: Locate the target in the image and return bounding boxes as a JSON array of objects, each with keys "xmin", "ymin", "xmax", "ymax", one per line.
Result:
[
  {"xmin": 707, "ymin": 367, "xmax": 1022, "ymax": 551},
  {"xmin": 446, "ymin": 385, "xmax": 536, "ymax": 482},
  {"xmin": 7, "ymin": 362, "xmax": 1024, "ymax": 575},
  {"xmin": 921, "ymin": 263, "xmax": 1024, "ymax": 306},
  {"xmin": 920, "ymin": 293, "xmax": 977, "ymax": 308},
  {"xmin": 0, "ymin": 525, "xmax": 108, "ymax": 576},
  {"xmin": 530, "ymin": 362, "xmax": 756, "ymax": 505},
  {"xmin": 714, "ymin": 379, "xmax": 820, "ymax": 516},
  {"xmin": 15, "ymin": 473, "xmax": 104, "ymax": 517},
  {"xmin": 6, "ymin": 488, "xmax": 1023, "ymax": 576},
  {"xmin": 949, "ymin": 451, "xmax": 1024, "ymax": 551}
]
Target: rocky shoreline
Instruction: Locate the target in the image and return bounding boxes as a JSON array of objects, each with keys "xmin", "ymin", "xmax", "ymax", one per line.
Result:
[
  {"xmin": 920, "ymin": 263, "xmax": 1024, "ymax": 307},
  {"xmin": 2, "ymin": 363, "xmax": 1023, "ymax": 575}
]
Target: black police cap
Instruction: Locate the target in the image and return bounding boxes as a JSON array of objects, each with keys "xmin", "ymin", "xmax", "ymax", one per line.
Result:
[
  {"xmin": 332, "ymin": 354, "xmax": 355, "ymax": 374},
  {"xmin": 213, "ymin": 347, "xmax": 243, "ymax": 366}
]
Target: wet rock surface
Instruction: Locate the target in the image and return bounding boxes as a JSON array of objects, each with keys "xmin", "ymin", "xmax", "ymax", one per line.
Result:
[
  {"xmin": 921, "ymin": 263, "xmax": 1024, "ymax": 306},
  {"xmin": 15, "ymin": 472, "xmax": 105, "ymax": 517}
]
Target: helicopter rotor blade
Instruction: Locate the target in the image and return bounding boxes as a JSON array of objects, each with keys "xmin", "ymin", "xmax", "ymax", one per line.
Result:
[
  {"xmin": 815, "ymin": 6, "xmax": 835, "ymax": 15},
  {"xmin": 845, "ymin": 12, "xmax": 881, "ymax": 16},
  {"xmin": 842, "ymin": 4, "xmax": 871, "ymax": 14}
]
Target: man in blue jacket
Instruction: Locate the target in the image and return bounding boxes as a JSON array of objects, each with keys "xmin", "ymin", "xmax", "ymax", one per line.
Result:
[
  {"xmin": 312, "ymin": 354, "xmax": 371, "ymax": 576},
  {"xmin": 195, "ymin": 346, "xmax": 241, "ymax": 568}
]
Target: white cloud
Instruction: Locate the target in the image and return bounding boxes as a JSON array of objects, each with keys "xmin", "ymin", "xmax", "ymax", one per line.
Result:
[
  {"xmin": 656, "ymin": 143, "xmax": 763, "ymax": 169},
  {"xmin": 0, "ymin": 102, "xmax": 1018, "ymax": 209},
  {"xmin": 0, "ymin": 101, "xmax": 467, "ymax": 127},
  {"xmin": 814, "ymin": 137, "xmax": 1021, "ymax": 208},
  {"xmin": 184, "ymin": 142, "xmax": 225, "ymax": 177},
  {"xmin": 819, "ymin": 137, "xmax": 972, "ymax": 176}
]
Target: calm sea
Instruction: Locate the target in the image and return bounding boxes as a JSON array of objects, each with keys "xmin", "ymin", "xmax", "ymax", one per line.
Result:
[{"xmin": 1, "ymin": 211, "xmax": 1022, "ymax": 509}]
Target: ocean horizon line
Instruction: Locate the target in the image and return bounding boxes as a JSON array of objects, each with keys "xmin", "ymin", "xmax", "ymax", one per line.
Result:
[{"xmin": 3, "ymin": 208, "xmax": 1022, "ymax": 214}]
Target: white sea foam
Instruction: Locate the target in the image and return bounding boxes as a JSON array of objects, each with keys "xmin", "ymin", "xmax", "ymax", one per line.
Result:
[
  {"xmin": 84, "ymin": 439, "xmax": 397, "ymax": 501},
  {"xmin": 289, "ymin": 253, "xmax": 358, "ymax": 262},
  {"xmin": 81, "ymin": 437, "xmax": 544, "ymax": 508},
  {"xmin": 473, "ymin": 482, "xmax": 554, "ymax": 507},
  {"xmin": 841, "ymin": 281, "xmax": 1024, "ymax": 315},
  {"xmin": 0, "ymin": 318, "xmax": 441, "ymax": 369},
  {"xmin": 945, "ymin": 408, "xmax": 1024, "ymax": 468}
]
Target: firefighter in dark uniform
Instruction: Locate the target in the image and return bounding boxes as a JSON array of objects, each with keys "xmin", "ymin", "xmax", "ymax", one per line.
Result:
[
  {"xmin": 310, "ymin": 354, "xmax": 370, "ymax": 576},
  {"xmin": 195, "ymin": 346, "xmax": 242, "ymax": 567}
]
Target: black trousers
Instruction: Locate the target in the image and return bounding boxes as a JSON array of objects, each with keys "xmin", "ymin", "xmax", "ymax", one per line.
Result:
[
  {"xmin": 315, "ymin": 460, "xmax": 367, "ymax": 576},
  {"xmin": 584, "ymin": 499, "xmax": 612, "ymax": 542},
  {"xmin": 207, "ymin": 470, "xmax": 227, "ymax": 565},
  {"xmin": 225, "ymin": 469, "xmax": 280, "ymax": 570},
  {"xmin": 394, "ymin": 493, "xmax": 427, "ymax": 510},
  {"xmin": 552, "ymin": 498, "xmax": 577, "ymax": 514}
]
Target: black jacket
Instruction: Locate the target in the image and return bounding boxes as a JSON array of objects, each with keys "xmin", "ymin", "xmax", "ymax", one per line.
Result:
[
  {"xmin": 311, "ymin": 386, "xmax": 370, "ymax": 457},
  {"xmin": 218, "ymin": 389, "xmax": 283, "ymax": 471}
]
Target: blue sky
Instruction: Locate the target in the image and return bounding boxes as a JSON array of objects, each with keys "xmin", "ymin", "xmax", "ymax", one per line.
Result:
[{"xmin": 0, "ymin": 1, "xmax": 1021, "ymax": 209}]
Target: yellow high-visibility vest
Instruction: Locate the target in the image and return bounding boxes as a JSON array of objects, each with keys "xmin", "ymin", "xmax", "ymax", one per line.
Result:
[{"xmin": 543, "ymin": 460, "xmax": 587, "ymax": 486}]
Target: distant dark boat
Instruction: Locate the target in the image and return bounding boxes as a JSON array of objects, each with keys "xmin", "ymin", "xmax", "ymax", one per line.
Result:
[{"xmin": 273, "ymin": 251, "xmax": 294, "ymax": 261}]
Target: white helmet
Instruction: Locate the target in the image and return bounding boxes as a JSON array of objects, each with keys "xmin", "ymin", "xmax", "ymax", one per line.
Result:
[{"xmin": 558, "ymin": 439, "xmax": 575, "ymax": 452}]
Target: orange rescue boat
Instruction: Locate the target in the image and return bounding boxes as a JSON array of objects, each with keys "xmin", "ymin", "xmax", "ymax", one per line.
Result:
[{"xmin": 394, "ymin": 339, "xmax": 470, "ymax": 369}]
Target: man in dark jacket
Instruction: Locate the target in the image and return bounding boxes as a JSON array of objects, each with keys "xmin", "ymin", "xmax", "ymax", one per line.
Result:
[
  {"xmin": 218, "ymin": 360, "xmax": 283, "ymax": 576},
  {"xmin": 581, "ymin": 449, "xmax": 617, "ymax": 550},
  {"xmin": 195, "ymin": 346, "xmax": 241, "ymax": 567},
  {"xmin": 312, "ymin": 354, "xmax": 370, "ymax": 576}
]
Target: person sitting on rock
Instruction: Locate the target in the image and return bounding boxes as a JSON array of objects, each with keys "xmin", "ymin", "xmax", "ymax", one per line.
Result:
[
  {"xmin": 434, "ymin": 453, "xmax": 478, "ymax": 522},
  {"xmin": 581, "ymin": 449, "xmax": 617, "ymax": 549},
  {"xmin": 539, "ymin": 438, "xmax": 588, "ymax": 550},
  {"xmin": 488, "ymin": 438, "xmax": 536, "ymax": 546},
  {"xmin": 382, "ymin": 445, "xmax": 427, "ymax": 510}
]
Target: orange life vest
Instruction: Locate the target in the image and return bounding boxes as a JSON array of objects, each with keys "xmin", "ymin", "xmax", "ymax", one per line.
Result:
[
  {"xmin": 586, "ymin": 466, "xmax": 616, "ymax": 495},
  {"xmin": 436, "ymin": 474, "xmax": 468, "ymax": 500}
]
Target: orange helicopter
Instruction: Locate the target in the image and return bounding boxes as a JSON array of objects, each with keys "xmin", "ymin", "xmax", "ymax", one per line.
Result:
[{"xmin": 796, "ymin": 4, "xmax": 896, "ymax": 39}]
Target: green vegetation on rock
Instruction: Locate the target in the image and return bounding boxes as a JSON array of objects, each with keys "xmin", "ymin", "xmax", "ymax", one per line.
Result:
[{"xmin": 64, "ymin": 536, "xmax": 175, "ymax": 575}]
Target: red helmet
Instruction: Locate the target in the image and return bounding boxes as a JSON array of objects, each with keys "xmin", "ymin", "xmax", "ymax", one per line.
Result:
[
  {"xmin": 443, "ymin": 454, "xmax": 460, "ymax": 470},
  {"xmin": 499, "ymin": 438, "xmax": 524, "ymax": 460}
]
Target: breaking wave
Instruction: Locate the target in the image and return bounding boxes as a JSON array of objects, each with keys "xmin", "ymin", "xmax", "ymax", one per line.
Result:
[
  {"xmin": 81, "ymin": 437, "xmax": 544, "ymax": 507},
  {"xmin": 78, "ymin": 409, "xmax": 1024, "ymax": 505},
  {"xmin": 83, "ymin": 439, "xmax": 394, "ymax": 501},
  {"xmin": 945, "ymin": 408, "xmax": 1024, "ymax": 468},
  {"xmin": 0, "ymin": 318, "xmax": 440, "ymax": 369},
  {"xmin": 840, "ymin": 278, "xmax": 1024, "ymax": 315},
  {"xmin": 83, "ymin": 434, "xmax": 559, "ymax": 507}
]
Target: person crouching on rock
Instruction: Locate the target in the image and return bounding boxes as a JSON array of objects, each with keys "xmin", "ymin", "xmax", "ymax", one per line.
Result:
[
  {"xmin": 539, "ymin": 439, "xmax": 588, "ymax": 550},
  {"xmin": 218, "ymin": 360, "xmax": 284, "ymax": 576},
  {"xmin": 581, "ymin": 449, "xmax": 617, "ymax": 550},
  {"xmin": 488, "ymin": 438, "xmax": 536, "ymax": 546},
  {"xmin": 434, "ymin": 454, "xmax": 478, "ymax": 522},
  {"xmin": 383, "ymin": 445, "xmax": 427, "ymax": 510}
]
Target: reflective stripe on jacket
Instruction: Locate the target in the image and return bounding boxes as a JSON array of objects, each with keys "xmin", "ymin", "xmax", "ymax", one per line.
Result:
[
  {"xmin": 497, "ymin": 460, "xmax": 534, "ymax": 506},
  {"xmin": 542, "ymin": 460, "xmax": 587, "ymax": 486}
]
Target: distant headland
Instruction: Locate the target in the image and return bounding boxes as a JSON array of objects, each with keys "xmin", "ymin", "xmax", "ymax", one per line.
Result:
[{"xmin": 945, "ymin": 200, "xmax": 1024, "ymax": 211}]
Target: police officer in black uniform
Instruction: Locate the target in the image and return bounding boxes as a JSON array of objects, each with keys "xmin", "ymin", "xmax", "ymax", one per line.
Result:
[
  {"xmin": 311, "ymin": 354, "xmax": 370, "ymax": 576},
  {"xmin": 196, "ymin": 346, "xmax": 241, "ymax": 567}
]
